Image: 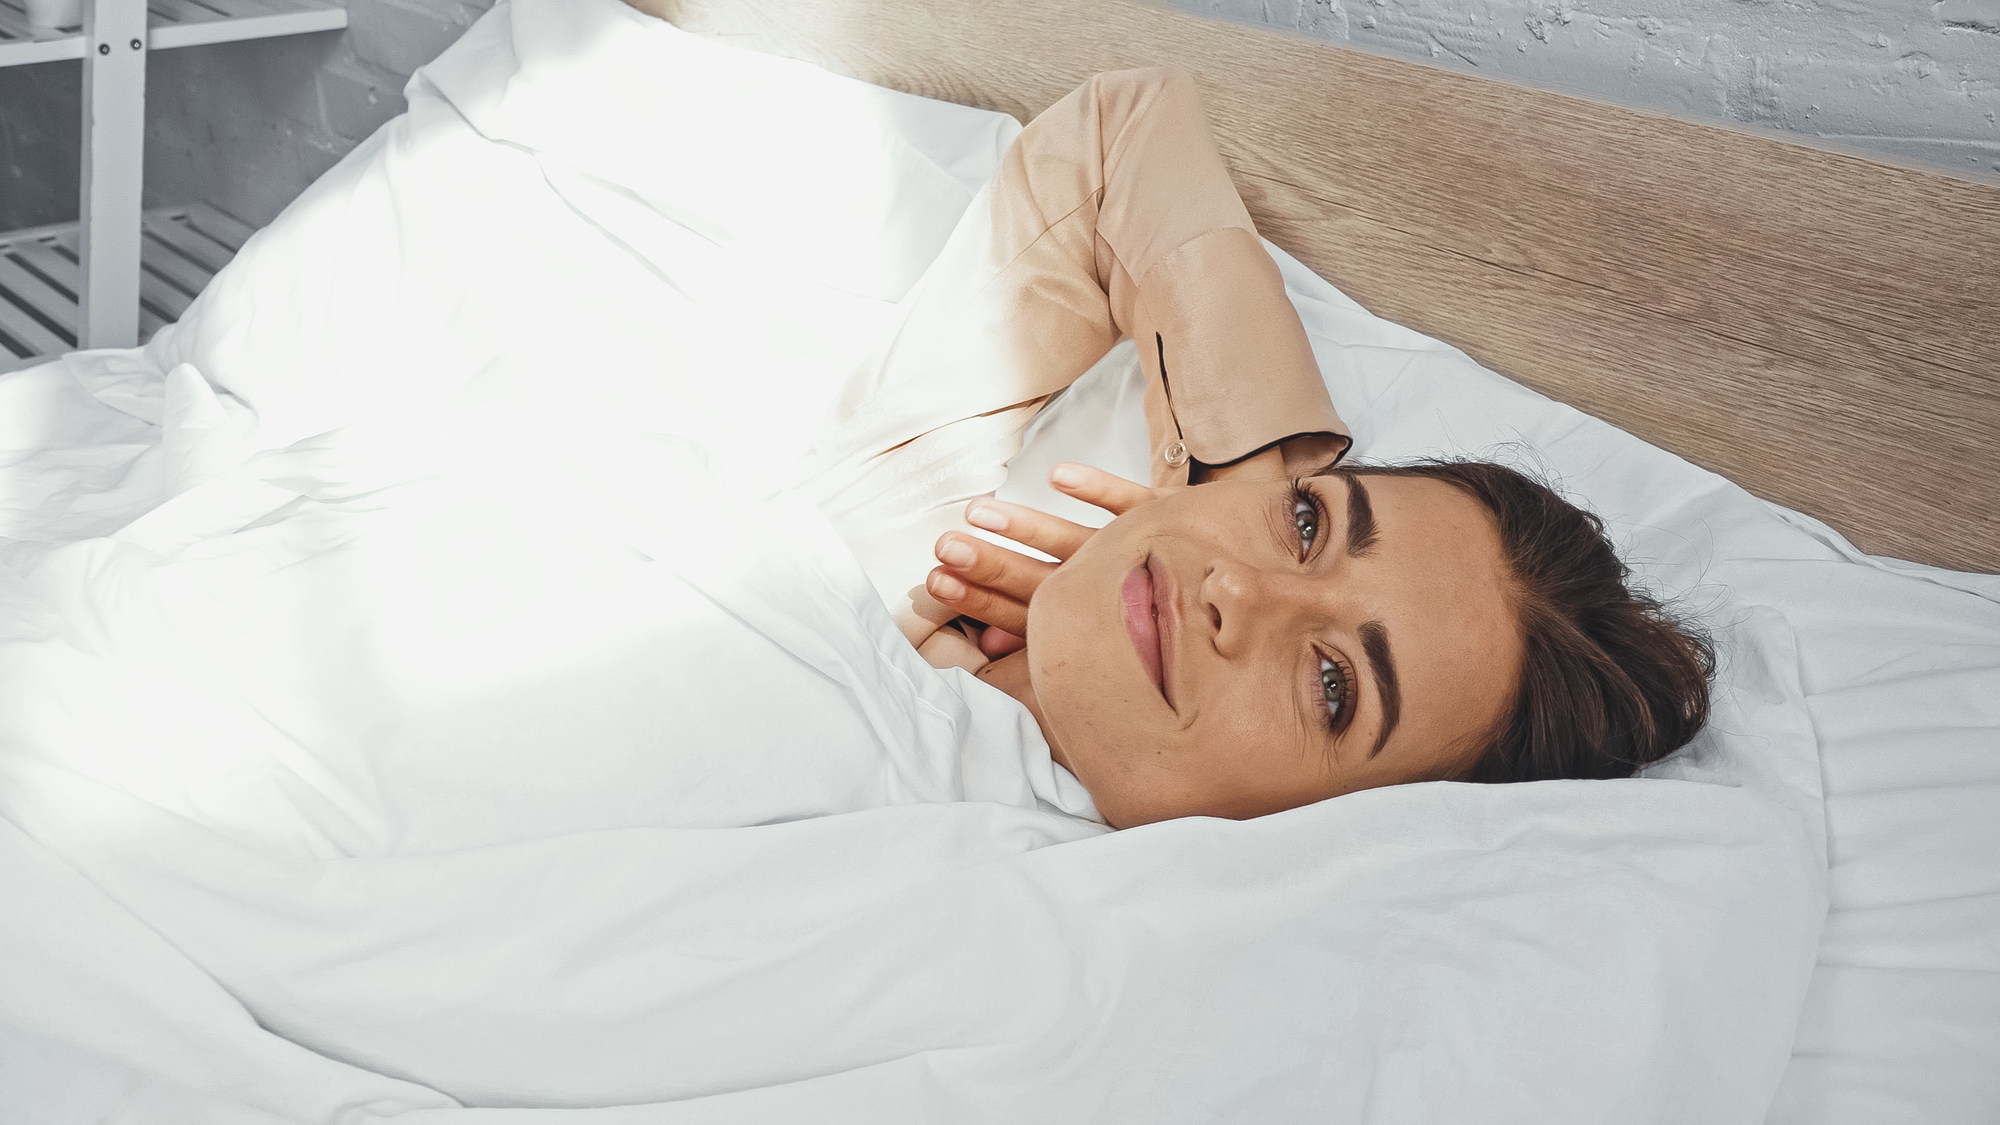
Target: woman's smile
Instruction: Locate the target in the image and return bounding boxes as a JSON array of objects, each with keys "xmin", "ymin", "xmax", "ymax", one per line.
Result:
[
  {"xmin": 1148, "ymin": 552, "xmax": 1182, "ymax": 712},
  {"xmin": 1120, "ymin": 561, "xmax": 1167, "ymax": 704}
]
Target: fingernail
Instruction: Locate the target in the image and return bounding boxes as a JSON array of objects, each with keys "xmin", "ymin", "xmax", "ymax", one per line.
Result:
[
  {"xmin": 928, "ymin": 571, "xmax": 965, "ymax": 599},
  {"xmin": 966, "ymin": 502, "xmax": 1008, "ymax": 532},
  {"xmin": 937, "ymin": 538, "xmax": 976, "ymax": 567},
  {"xmin": 1051, "ymin": 463, "xmax": 1085, "ymax": 488}
]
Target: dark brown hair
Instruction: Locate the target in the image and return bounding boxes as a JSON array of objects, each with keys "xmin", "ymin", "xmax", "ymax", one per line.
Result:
[{"xmin": 1314, "ymin": 459, "xmax": 1714, "ymax": 782}]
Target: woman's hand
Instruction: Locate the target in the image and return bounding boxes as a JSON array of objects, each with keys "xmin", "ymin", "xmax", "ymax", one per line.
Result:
[{"xmin": 927, "ymin": 463, "xmax": 1161, "ymax": 656}]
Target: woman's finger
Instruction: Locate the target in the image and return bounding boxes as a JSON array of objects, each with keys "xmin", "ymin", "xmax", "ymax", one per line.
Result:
[
  {"xmin": 980, "ymin": 626, "xmax": 1027, "ymax": 658},
  {"xmin": 925, "ymin": 566, "xmax": 1031, "ymax": 637},
  {"xmin": 1049, "ymin": 462, "xmax": 1161, "ymax": 516},
  {"xmin": 962, "ymin": 498, "xmax": 1095, "ymax": 562},
  {"xmin": 934, "ymin": 531, "xmax": 1057, "ymax": 606}
]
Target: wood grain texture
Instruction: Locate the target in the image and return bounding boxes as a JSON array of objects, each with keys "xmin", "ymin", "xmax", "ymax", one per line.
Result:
[{"xmin": 630, "ymin": 0, "xmax": 2000, "ymax": 573}]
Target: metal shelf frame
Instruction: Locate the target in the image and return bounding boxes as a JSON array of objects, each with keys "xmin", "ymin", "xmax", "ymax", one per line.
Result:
[{"xmin": 0, "ymin": 0, "xmax": 346, "ymax": 365}]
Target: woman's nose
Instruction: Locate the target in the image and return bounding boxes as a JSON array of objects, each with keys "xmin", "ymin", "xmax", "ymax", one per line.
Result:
[{"xmin": 1202, "ymin": 557, "xmax": 1310, "ymax": 657}]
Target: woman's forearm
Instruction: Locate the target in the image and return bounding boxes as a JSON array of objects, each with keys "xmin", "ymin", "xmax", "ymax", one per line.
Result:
[
  {"xmin": 1038, "ymin": 67, "xmax": 1350, "ymax": 484},
  {"xmin": 801, "ymin": 67, "xmax": 1351, "ymax": 651}
]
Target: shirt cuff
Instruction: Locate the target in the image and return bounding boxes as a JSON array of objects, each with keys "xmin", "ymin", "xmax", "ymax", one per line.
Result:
[{"xmin": 1131, "ymin": 228, "xmax": 1350, "ymax": 484}]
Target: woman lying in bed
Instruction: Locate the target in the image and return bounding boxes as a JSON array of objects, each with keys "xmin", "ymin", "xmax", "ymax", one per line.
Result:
[{"xmin": 801, "ymin": 66, "xmax": 1713, "ymax": 829}]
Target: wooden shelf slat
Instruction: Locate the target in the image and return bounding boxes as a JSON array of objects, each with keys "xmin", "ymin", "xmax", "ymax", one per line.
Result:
[
  {"xmin": 0, "ymin": 0, "xmax": 86, "ymax": 65},
  {"xmin": 0, "ymin": 0, "xmax": 345, "ymax": 68},
  {"xmin": 137, "ymin": 257, "xmax": 194, "ymax": 319},
  {"xmin": 150, "ymin": 4, "xmax": 343, "ymax": 50},
  {"xmin": 144, "ymin": 0, "xmax": 228, "ymax": 22},
  {"xmin": 137, "ymin": 229, "xmax": 214, "ymax": 298},
  {"xmin": 142, "ymin": 211, "xmax": 233, "ymax": 273},
  {"xmin": 0, "ymin": 286, "xmax": 72, "ymax": 358},
  {"xmin": 182, "ymin": 202, "xmax": 254, "ymax": 247},
  {"xmin": 0, "ymin": 251, "xmax": 79, "ymax": 335},
  {"xmin": 11, "ymin": 241, "xmax": 80, "ymax": 294},
  {"xmin": 0, "ymin": 203, "xmax": 249, "ymax": 370}
]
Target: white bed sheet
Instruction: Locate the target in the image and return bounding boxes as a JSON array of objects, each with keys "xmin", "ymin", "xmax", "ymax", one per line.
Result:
[{"xmin": 0, "ymin": 0, "xmax": 1990, "ymax": 1120}]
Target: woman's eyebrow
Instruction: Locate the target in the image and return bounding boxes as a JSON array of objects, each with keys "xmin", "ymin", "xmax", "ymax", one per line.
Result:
[
  {"xmin": 1360, "ymin": 620, "xmax": 1402, "ymax": 758},
  {"xmin": 1342, "ymin": 475, "xmax": 1380, "ymax": 557}
]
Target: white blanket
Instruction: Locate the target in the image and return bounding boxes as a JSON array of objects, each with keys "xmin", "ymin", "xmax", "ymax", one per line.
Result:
[{"xmin": 0, "ymin": 0, "xmax": 1881, "ymax": 1120}]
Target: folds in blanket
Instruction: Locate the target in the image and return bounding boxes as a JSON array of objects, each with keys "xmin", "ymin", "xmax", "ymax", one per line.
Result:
[
  {"xmin": 0, "ymin": 355, "xmax": 266, "ymax": 559},
  {"xmin": 142, "ymin": 15, "xmax": 990, "ymax": 483},
  {"xmin": 0, "ymin": 755, "xmax": 1820, "ymax": 1119},
  {"xmin": 419, "ymin": 0, "xmax": 1018, "ymax": 305},
  {"xmin": 0, "ymin": 813, "xmax": 456, "ymax": 1121},
  {"xmin": 2, "ymin": 419, "xmax": 1091, "ymax": 864},
  {"xmin": 21, "ymin": 801, "xmax": 1100, "ymax": 1108}
]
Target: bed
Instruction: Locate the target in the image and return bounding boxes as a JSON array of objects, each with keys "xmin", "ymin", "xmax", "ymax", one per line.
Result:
[{"xmin": 0, "ymin": 0, "xmax": 1994, "ymax": 1121}]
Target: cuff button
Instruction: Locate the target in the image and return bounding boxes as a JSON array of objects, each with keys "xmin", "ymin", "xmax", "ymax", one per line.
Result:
[{"xmin": 1163, "ymin": 441, "xmax": 1189, "ymax": 467}]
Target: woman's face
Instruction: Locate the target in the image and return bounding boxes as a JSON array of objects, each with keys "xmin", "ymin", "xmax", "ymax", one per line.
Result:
[{"xmin": 1026, "ymin": 472, "xmax": 1524, "ymax": 828}]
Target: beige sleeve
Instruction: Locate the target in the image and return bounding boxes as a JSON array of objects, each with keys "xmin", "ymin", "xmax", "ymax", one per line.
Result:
[
  {"xmin": 798, "ymin": 66, "xmax": 1350, "ymax": 648},
  {"xmin": 1080, "ymin": 68, "xmax": 1350, "ymax": 485}
]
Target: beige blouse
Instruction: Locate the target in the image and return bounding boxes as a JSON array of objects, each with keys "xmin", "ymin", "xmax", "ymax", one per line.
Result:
[{"xmin": 791, "ymin": 66, "xmax": 1351, "ymax": 650}]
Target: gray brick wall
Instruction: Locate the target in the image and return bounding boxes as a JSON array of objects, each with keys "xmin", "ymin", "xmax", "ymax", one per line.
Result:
[
  {"xmin": 346, "ymin": 0, "xmax": 488, "ymax": 83},
  {"xmin": 143, "ymin": 0, "xmax": 492, "ymax": 228},
  {"xmin": 0, "ymin": 60, "xmax": 81, "ymax": 231},
  {"xmin": 0, "ymin": 0, "xmax": 490, "ymax": 232}
]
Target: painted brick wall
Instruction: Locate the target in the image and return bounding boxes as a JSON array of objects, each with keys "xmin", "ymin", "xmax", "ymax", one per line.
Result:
[
  {"xmin": 0, "ymin": 0, "xmax": 491, "ymax": 231},
  {"xmin": 0, "ymin": 61, "xmax": 81, "ymax": 230},
  {"xmin": 1167, "ymin": 0, "xmax": 2000, "ymax": 181},
  {"xmin": 144, "ymin": 0, "xmax": 494, "ymax": 227}
]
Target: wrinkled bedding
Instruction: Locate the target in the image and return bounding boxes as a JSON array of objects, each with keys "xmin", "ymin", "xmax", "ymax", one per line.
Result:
[{"xmin": 0, "ymin": 0, "xmax": 1992, "ymax": 1120}]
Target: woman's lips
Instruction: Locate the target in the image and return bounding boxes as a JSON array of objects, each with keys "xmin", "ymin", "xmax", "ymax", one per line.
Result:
[
  {"xmin": 1122, "ymin": 562, "xmax": 1167, "ymax": 704},
  {"xmin": 1148, "ymin": 553, "xmax": 1178, "ymax": 710}
]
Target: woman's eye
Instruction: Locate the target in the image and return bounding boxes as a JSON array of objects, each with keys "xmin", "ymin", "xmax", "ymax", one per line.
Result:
[
  {"xmin": 1319, "ymin": 654, "xmax": 1348, "ymax": 721},
  {"xmin": 1292, "ymin": 493, "xmax": 1319, "ymax": 556}
]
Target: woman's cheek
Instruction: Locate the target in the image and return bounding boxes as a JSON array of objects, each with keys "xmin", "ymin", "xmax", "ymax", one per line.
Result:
[
  {"xmin": 1029, "ymin": 647, "xmax": 1093, "ymax": 746},
  {"xmin": 1028, "ymin": 651, "xmax": 1132, "ymax": 791}
]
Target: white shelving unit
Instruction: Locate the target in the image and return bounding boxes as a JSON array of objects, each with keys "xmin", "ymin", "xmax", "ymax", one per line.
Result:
[{"xmin": 0, "ymin": 0, "xmax": 347, "ymax": 372}]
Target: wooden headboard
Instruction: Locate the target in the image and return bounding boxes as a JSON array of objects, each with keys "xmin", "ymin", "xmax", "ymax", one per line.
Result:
[{"xmin": 633, "ymin": 0, "xmax": 2000, "ymax": 574}]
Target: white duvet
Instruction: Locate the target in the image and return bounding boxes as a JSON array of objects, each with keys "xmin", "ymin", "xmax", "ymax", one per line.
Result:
[{"xmin": 1, "ymin": 0, "xmax": 1993, "ymax": 1121}]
